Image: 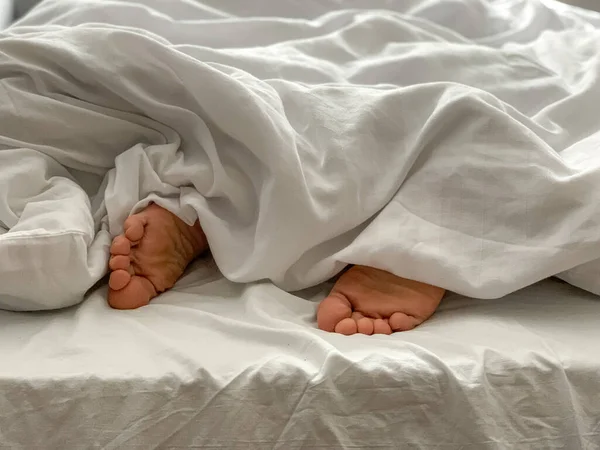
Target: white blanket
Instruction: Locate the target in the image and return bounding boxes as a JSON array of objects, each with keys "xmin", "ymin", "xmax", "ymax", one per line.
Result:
[{"xmin": 2, "ymin": 0, "xmax": 600, "ymax": 311}]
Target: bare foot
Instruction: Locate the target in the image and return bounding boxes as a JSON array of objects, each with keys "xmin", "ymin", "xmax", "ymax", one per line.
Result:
[
  {"xmin": 107, "ymin": 203, "xmax": 208, "ymax": 309},
  {"xmin": 317, "ymin": 265, "xmax": 445, "ymax": 335}
]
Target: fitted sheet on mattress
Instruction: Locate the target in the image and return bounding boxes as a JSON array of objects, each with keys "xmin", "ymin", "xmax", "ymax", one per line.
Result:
[{"xmin": 0, "ymin": 263, "xmax": 599, "ymax": 449}]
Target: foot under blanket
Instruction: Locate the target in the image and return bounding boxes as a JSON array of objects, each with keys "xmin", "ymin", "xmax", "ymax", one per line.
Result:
[{"xmin": 2, "ymin": 0, "xmax": 600, "ymax": 310}]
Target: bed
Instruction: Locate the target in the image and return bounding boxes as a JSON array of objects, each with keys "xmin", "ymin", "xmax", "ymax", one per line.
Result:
[
  {"xmin": 2, "ymin": 0, "xmax": 600, "ymax": 448},
  {"xmin": 2, "ymin": 270, "xmax": 600, "ymax": 448}
]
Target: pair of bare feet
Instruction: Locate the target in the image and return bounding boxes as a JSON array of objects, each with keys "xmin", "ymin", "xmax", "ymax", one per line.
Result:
[{"xmin": 107, "ymin": 204, "xmax": 445, "ymax": 334}]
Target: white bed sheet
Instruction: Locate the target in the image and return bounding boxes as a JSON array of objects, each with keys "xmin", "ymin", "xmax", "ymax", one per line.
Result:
[
  {"xmin": 0, "ymin": 262, "xmax": 599, "ymax": 449},
  {"xmin": 2, "ymin": 0, "xmax": 600, "ymax": 448},
  {"xmin": 558, "ymin": 0, "xmax": 600, "ymax": 12},
  {"xmin": 0, "ymin": 0, "xmax": 12, "ymax": 29}
]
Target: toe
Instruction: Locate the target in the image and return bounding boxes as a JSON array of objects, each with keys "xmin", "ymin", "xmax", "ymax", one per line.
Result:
[
  {"xmin": 109, "ymin": 269, "xmax": 131, "ymax": 291},
  {"xmin": 108, "ymin": 276, "xmax": 155, "ymax": 310},
  {"xmin": 109, "ymin": 255, "xmax": 130, "ymax": 271},
  {"xmin": 356, "ymin": 317, "xmax": 374, "ymax": 335},
  {"xmin": 317, "ymin": 293, "xmax": 352, "ymax": 332},
  {"xmin": 373, "ymin": 319, "xmax": 392, "ymax": 335},
  {"xmin": 334, "ymin": 318, "xmax": 358, "ymax": 335},
  {"xmin": 110, "ymin": 235, "xmax": 131, "ymax": 255},
  {"xmin": 389, "ymin": 312, "xmax": 421, "ymax": 332},
  {"xmin": 124, "ymin": 215, "xmax": 146, "ymax": 242}
]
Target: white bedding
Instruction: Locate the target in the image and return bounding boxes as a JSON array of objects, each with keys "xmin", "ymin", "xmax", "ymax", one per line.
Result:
[
  {"xmin": 0, "ymin": 0, "xmax": 11, "ymax": 29},
  {"xmin": 5, "ymin": 0, "xmax": 600, "ymax": 310},
  {"xmin": 1, "ymin": 272, "xmax": 600, "ymax": 449},
  {"xmin": 2, "ymin": 0, "xmax": 600, "ymax": 447}
]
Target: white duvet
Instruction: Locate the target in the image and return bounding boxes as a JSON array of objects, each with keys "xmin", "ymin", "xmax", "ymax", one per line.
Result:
[{"xmin": 2, "ymin": 0, "xmax": 600, "ymax": 311}]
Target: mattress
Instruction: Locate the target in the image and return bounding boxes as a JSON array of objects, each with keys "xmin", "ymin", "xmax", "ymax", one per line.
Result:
[
  {"xmin": 1, "ymin": 264, "xmax": 600, "ymax": 449},
  {"xmin": 2, "ymin": 0, "xmax": 600, "ymax": 448}
]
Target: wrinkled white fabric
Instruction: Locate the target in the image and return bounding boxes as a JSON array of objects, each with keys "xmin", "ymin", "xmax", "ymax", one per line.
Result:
[
  {"xmin": 2, "ymin": 275, "xmax": 600, "ymax": 449},
  {"xmin": 2, "ymin": 0, "xmax": 600, "ymax": 310}
]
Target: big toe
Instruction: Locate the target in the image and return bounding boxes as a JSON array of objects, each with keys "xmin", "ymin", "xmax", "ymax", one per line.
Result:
[
  {"xmin": 108, "ymin": 276, "xmax": 156, "ymax": 310},
  {"xmin": 317, "ymin": 294, "xmax": 352, "ymax": 332}
]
